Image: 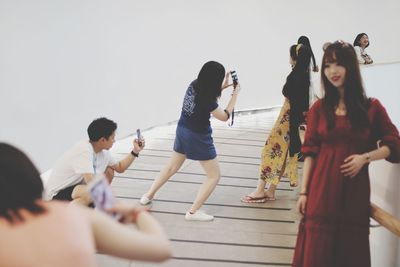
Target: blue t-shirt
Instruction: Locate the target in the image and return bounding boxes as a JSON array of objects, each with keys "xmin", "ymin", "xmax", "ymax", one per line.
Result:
[{"xmin": 178, "ymin": 81, "xmax": 219, "ymax": 133}]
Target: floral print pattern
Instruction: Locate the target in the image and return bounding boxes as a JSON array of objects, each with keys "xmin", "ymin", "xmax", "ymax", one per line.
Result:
[{"xmin": 260, "ymin": 99, "xmax": 298, "ymax": 186}]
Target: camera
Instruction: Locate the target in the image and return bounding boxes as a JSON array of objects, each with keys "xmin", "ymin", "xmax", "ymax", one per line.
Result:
[{"xmin": 230, "ymin": 71, "xmax": 239, "ymax": 87}]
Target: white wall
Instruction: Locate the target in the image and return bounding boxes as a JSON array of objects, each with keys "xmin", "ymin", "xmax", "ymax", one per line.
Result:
[
  {"xmin": 1, "ymin": 0, "xmax": 400, "ymax": 171},
  {"xmin": 364, "ymin": 63, "xmax": 400, "ymax": 267}
]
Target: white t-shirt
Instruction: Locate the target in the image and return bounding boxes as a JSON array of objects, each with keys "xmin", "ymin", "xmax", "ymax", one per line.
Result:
[
  {"xmin": 354, "ymin": 46, "xmax": 372, "ymax": 64},
  {"xmin": 45, "ymin": 140, "xmax": 118, "ymax": 200}
]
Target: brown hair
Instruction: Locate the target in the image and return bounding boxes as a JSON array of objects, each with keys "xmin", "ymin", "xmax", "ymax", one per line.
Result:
[{"xmin": 0, "ymin": 143, "xmax": 45, "ymax": 223}]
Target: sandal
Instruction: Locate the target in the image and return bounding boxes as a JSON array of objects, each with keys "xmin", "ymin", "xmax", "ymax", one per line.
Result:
[
  {"xmin": 264, "ymin": 195, "xmax": 276, "ymax": 201},
  {"xmin": 241, "ymin": 195, "xmax": 267, "ymax": 203},
  {"xmin": 263, "ymin": 191, "xmax": 276, "ymax": 201}
]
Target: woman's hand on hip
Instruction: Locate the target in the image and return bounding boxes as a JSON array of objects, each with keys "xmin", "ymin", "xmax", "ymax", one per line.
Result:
[{"xmin": 340, "ymin": 154, "xmax": 367, "ymax": 178}]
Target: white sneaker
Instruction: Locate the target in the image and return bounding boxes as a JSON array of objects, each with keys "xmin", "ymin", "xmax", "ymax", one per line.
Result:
[
  {"xmin": 185, "ymin": 210, "xmax": 214, "ymax": 221},
  {"xmin": 139, "ymin": 195, "xmax": 152, "ymax": 205}
]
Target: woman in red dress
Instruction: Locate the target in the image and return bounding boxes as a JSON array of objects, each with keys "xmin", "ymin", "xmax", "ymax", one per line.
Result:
[{"xmin": 292, "ymin": 41, "xmax": 400, "ymax": 267}]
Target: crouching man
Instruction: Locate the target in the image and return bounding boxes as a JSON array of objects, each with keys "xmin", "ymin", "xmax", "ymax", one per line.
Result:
[{"xmin": 45, "ymin": 117, "xmax": 144, "ymax": 205}]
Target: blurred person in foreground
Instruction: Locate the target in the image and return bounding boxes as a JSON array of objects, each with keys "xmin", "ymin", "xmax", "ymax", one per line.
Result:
[{"xmin": 0, "ymin": 143, "xmax": 171, "ymax": 267}]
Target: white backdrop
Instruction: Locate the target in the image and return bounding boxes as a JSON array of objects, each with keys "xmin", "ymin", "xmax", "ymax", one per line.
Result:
[
  {"xmin": 363, "ymin": 63, "xmax": 400, "ymax": 267},
  {"xmin": 1, "ymin": 0, "xmax": 400, "ymax": 170}
]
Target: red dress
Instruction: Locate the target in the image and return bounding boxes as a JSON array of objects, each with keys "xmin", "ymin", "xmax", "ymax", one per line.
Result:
[{"xmin": 292, "ymin": 99, "xmax": 400, "ymax": 267}]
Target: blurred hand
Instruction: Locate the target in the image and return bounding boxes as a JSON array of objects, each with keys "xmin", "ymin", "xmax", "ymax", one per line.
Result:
[
  {"xmin": 340, "ymin": 154, "xmax": 367, "ymax": 178},
  {"xmin": 107, "ymin": 202, "xmax": 150, "ymax": 223},
  {"xmin": 297, "ymin": 195, "xmax": 307, "ymax": 217}
]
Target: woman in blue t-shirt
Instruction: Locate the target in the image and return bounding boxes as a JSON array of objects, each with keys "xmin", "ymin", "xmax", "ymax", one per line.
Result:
[{"xmin": 140, "ymin": 61, "xmax": 240, "ymax": 221}]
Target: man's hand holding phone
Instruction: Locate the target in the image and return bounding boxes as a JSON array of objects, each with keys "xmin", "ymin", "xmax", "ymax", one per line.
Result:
[{"xmin": 133, "ymin": 128, "xmax": 145, "ymax": 152}]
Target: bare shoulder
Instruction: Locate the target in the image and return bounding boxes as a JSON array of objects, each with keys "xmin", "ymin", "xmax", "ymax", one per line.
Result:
[{"xmin": 41, "ymin": 201, "xmax": 94, "ymax": 228}]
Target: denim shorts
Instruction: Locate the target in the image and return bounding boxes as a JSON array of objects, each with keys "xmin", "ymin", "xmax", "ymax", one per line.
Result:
[{"xmin": 173, "ymin": 125, "xmax": 216, "ymax": 160}]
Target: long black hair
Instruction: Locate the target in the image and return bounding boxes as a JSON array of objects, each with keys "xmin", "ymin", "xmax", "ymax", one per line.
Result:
[
  {"xmin": 286, "ymin": 44, "xmax": 312, "ymax": 90},
  {"xmin": 353, "ymin": 33, "xmax": 369, "ymax": 48},
  {"xmin": 321, "ymin": 41, "xmax": 370, "ymax": 130},
  {"xmin": 193, "ymin": 61, "xmax": 225, "ymax": 104},
  {"xmin": 284, "ymin": 44, "xmax": 311, "ymax": 100},
  {"xmin": 0, "ymin": 143, "xmax": 46, "ymax": 223},
  {"xmin": 298, "ymin": 36, "xmax": 317, "ymax": 71},
  {"xmin": 293, "ymin": 44, "xmax": 312, "ymax": 74},
  {"xmin": 283, "ymin": 44, "xmax": 312, "ymax": 156}
]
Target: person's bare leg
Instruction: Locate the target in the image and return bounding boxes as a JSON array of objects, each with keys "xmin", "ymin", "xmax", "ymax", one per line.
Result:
[
  {"xmin": 265, "ymin": 150, "xmax": 288, "ymax": 199},
  {"xmin": 105, "ymin": 166, "xmax": 115, "ymax": 184},
  {"xmin": 188, "ymin": 158, "xmax": 221, "ymax": 213},
  {"xmin": 144, "ymin": 152, "xmax": 186, "ymax": 200},
  {"xmin": 71, "ymin": 184, "xmax": 92, "ymax": 206}
]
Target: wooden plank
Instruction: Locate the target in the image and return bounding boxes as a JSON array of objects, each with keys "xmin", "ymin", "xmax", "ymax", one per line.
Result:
[{"xmin": 98, "ymin": 110, "xmax": 301, "ymax": 267}]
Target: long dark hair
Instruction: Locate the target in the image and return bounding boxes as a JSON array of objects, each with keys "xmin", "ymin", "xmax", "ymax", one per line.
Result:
[
  {"xmin": 293, "ymin": 44, "xmax": 312, "ymax": 74},
  {"xmin": 193, "ymin": 61, "xmax": 225, "ymax": 104},
  {"xmin": 290, "ymin": 44, "xmax": 297, "ymax": 63},
  {"xmin": 0, "ymin": 143, "xmax": 45, "ymax": 223},
  {"xmin": 287, "ymin": 44, "xmax": 312, "ymax": 90},
  {"xmin": 285, "ymin": 44, "xmax": 311, "ymax": 96},
  {"xmin": 353, "ymin": 33, "xmax": 369, "ymax": 48},
  {"xmin": 321, "ymin": 41, "xmax": 370, "ymax": 130},
  {"xmin": 283, "ymin": 44, "xmax": 312, "ymax": 156},
  {"xmin": 298, "ymin": 36, "xmax": 317, "ymax": 71}
]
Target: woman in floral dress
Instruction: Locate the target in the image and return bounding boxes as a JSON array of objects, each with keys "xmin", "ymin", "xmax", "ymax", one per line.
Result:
[
  {"xmin": 241, "ymin": 44, "xmax": 311, "ymax": 203},
  {"xmin": 292, "ymin": 41, "xmax": 400, "ymax": 266}
]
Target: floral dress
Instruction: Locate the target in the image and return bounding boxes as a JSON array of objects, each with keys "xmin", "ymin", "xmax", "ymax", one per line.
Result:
[{"xmin": 259, "ymin": 98, "xmax": 298, "ymax": 186}]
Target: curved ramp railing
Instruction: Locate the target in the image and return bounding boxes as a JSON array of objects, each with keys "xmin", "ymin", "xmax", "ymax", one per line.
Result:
[{"xmin": 371, "ymin": 203, "xmax": 400, "ymax": 237}]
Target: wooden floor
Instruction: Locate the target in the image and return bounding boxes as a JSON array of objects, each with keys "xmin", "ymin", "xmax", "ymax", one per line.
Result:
[{"xmin": 97, "ymin": 108, "xmax": 302, "ymax": 267}]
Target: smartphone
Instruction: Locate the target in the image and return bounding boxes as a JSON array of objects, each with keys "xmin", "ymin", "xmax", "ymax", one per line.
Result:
[
  {"xmin": 136, "ymin": 128, "xmax": 143, "ymax": 147},
  {"xmin": 87, "ymin": 174, "xmax": 121, "ymax": 219},
  {"xmin": 230, "ymin": 70, "xmax": 239, "ymax": 87}
]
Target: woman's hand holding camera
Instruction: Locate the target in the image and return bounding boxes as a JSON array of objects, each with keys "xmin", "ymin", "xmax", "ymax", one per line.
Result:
[{"xmin": 221, "ymin": 72, "xmax": 233, "ymax": 90}]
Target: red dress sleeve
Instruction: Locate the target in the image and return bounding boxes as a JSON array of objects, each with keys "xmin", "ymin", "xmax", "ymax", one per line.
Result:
[
  {"xmin": 371, "ymin": 99, "xmax": 400, "ymax": 163},
  {"xmin": 301, "ymin": 100, "xmax": 321, "ymax": 157}
]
